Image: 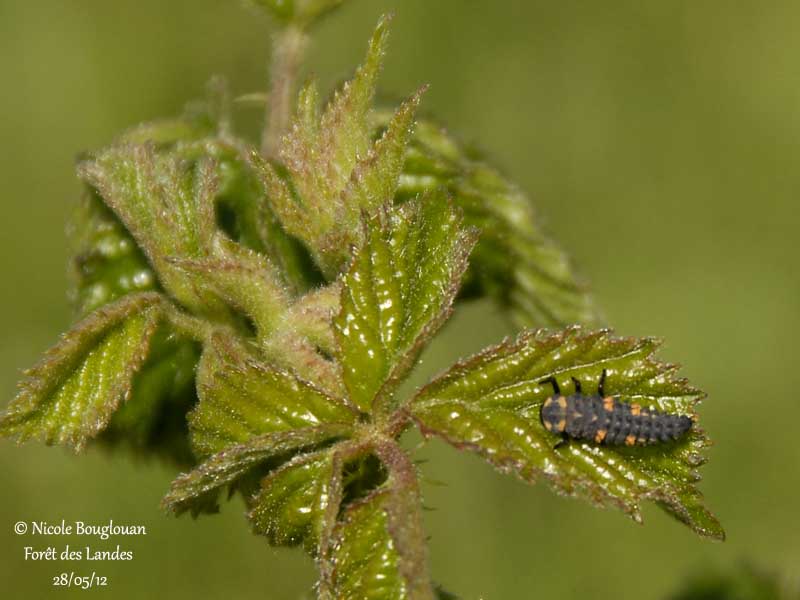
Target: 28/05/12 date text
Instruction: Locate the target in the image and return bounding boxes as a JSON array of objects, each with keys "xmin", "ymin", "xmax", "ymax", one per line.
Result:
[{"xmin": 53, "ymin": 572, "xmax": 108, "ymax": 590}]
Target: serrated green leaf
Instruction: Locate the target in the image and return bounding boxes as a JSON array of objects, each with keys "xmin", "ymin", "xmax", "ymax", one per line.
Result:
[
  {"xmin": 189, "ymin": 333, "xmax": 358, "ymax": 458},
  {"xmin": 325, "ymin": 490, "xmax": 406, "ymax": 599},
  {"xmin": 256, "ymin": 16, "xmax": 416, "ymax": 277},
  {"xmin": 0, "ymin": 293, "xmax": 163, "ymax": 451},
  {"xmin": 69, "ymin": 188, "xmax": 202, "ymax": 464},
  {"xmin": 411, "ymin": 326, "xmax": 723, "ymax": 540},
  {"xmin": 248, "ymin": 447, "xmax": 338, "ymax": 549},
  {"xmin": 163, "ymin": 426, "xmax": 346, "ymax": 517},
  {"xmin": 78, "ymin": 146, "xmax": 225, "ymax": 315},
  {"xmin": 374, "ymin": 113, "xmax": 601, "ymax": 328},
  {"xmin": 177, "ymin": 138, "xmax": 320, "ymax": 294},
  {"xmin": 319, "ymin": 443, "xmax": 433, "ymax": 600},
  {"xmin": 341, "ymin": 89, "xmax": 425, "ymax": 217},
  {"xmin": 334, "ymin": 194, "xmax": 478, "ymax": 414}
]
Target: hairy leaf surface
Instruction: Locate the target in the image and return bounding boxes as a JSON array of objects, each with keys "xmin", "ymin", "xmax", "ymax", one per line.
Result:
[
  {"xmin": 163, "ymin": 426, "xmax": 346, "ymax": 516},
  {"xmin": 177, "ymin": 138, "xmax": 318, "ymax": 293},
  {"xmin": 374, "ymin": 113, "xmax": 600, "ymax": 328},
  {"xmin": 319, "ymin": 444, "xmax": 433, "ymax": 600},
  {"xmin": 254, "ymin": 17, "xmax": 425, "ymax": 277},
  {"xmin": 334, "ymin": 195, "xmax": 478, "ymax": 414},
  {"xmin": 78, "ymin": 146, "xmax": 223, "ymax": 314},
  {"xmin": 411, "ymin": 327, "xmax": 723, "ymax": 540},
  {"xmin": 248, "ymin": 447, "xmax": 338, "ymax": 549},
  {"xmin": 170, "ymin": 234, "xmax": 289, "ymax": 341},
  {"xmin": 0, "ymin": 293, "xmax": 162, "ymax": 450},
  {"xmin": 189, "ymin": 334, "xmax": 358, "ymax": 458}
]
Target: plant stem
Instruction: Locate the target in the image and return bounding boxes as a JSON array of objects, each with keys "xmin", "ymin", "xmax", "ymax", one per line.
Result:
[
  {"xmin": 373, "ymin": 440, "xmax": 434, "ymax": 600},
  {"xmin": 261, "ymin": 25, "xmax": 307, "ymax": 158}
]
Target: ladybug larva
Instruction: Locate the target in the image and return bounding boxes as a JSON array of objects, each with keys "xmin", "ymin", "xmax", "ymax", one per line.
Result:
[{"xmin": 539, "ymin": 369, "xmax": 693, "ymax": 447}]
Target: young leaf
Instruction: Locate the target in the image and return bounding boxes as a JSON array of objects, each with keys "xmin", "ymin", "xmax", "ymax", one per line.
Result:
[
  {"xmin": 189, "ymin": 333, "xmax": 358, "ymax": 458},
  {"xmin": 78, "ymin": 146, "xmax": 224, "ymax": 315},
  {"xmin": 374, "ymin": 113, "xmax": 601, "ymax": 328},
  {"xmin": 318, "ymin": 442, "xmax": 433, "ymax": 600},
  {"xmin": 177, "ymin": 138, "xmax": 319, "ymax": 293},
  {"xmin": 247, "ymin": 446, "xmax": 338, "ymax": 550},
  {"xmin": 254, "ymin": 16, "xmax": 425, "ymax": 277},
  {"xmin": 0, "ymin": 293, "xmax": 163, "ymax": 451},
  {"xmin": 340, "ymin": 90, "xmax": 425, "ymax": 219},
  {"xmin": 163, "ymin": 426, "xmax": 347, "ymax": 516},
  {"xmin": 69, "ymin": 189, "xmax": 203, "ymax": 464},
  {"xmin": 170, "ymin": 329, "xmax": 355, "ymax": 525},
  {"xmin": 334, "ymin": 194, "xmax": 478, "ymax": 414},
  {"xmin": 410, "ymin": 326, "xmax": 724, "ymax": 540}
]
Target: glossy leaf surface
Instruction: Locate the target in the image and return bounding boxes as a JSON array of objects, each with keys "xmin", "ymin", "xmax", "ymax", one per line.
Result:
[
  {"xmin": 189, "ymin": 334, "xmax": 358, "ymax": 458},
  {"xmin": 411, "ymin": 327, "xmax": 723, "ymax": 540},
  {"xmin": 248, "ymin": 447, "xmax": 338, "ymax": 549},
  {"xmin": 320, "ymin": 446, "xmax": 433, "ymax": 600},
  {"xmin": 334, "ymin": 195, "xmax": 477, "ymax": 413}
]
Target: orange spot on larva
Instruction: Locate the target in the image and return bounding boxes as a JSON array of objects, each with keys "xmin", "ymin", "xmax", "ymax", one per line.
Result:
[
  {"xmin": 625, "ymin": 435, "xmax": 636, "ymax": 446},
  {"xmin": 594, "ymin": 430, "xmax": 607, "ymax": 443}
]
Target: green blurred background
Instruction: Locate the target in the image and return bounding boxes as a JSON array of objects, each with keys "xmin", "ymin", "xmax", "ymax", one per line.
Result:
[{"xmin": 1, "ymin": 0, "xmax": 798, "ymax": 598}]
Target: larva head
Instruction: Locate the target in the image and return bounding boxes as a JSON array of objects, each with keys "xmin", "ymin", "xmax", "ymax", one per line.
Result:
[{"xmin": 540, "ymin": 396, "xmax": 567, "ymax": 433}]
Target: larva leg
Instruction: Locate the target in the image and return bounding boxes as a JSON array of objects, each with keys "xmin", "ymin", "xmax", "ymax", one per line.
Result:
[{"xmin": 539, "ymin": 376, "xmax": 560, "ymax": 395}]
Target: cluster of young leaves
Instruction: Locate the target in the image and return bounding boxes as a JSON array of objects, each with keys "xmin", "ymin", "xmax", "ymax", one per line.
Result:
[{"xmin": 0, "ymin": 6, "xmax": 724, "ymax": 599}]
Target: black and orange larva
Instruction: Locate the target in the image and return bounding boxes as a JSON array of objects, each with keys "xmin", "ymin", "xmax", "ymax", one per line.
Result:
[{"xmin": 539, "ymin": 369, "xmax": 693, "ymax": 447}]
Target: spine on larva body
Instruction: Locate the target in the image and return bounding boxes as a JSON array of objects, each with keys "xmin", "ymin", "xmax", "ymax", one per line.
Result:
[{"xmin": 566, "ymin": 395, "xmax": 693, "ymax": 446}]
